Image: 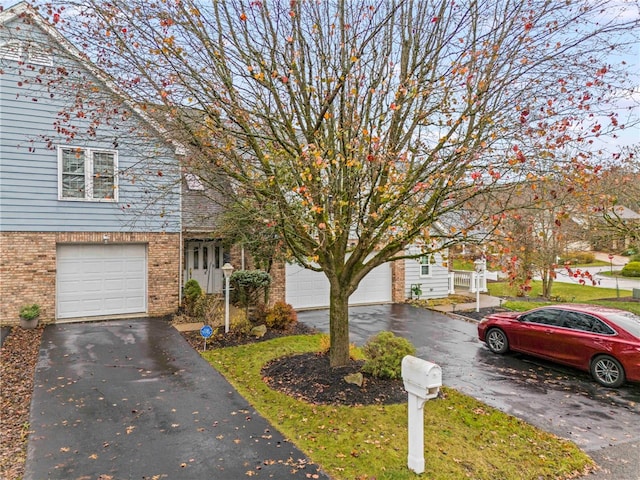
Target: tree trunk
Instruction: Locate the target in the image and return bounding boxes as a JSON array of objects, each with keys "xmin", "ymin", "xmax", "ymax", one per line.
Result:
[
  {"xmin": 328, "ymin": 284, "xmax": 351, "ymax": 367},
  {"xmin": 541, "ymin": 269, "xmax": 554, "ymax": 298}
]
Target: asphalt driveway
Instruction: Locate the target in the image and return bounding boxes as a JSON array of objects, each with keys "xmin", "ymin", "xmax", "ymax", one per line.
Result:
[
  {"xmin": 25, "ymin": 318, "xmax": 328, "ymax": 480},
  {"xmin": 298, "ymin": 304, "xmax": 640, "ymax": 462}
]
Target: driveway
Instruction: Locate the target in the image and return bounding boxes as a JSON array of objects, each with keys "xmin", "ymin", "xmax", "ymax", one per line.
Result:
[
  {"xmin": 25, "ymin": 318, "xmax": 328, "ymax": 479},
  {"xmin": 298, "ymin": 304, "xmax": 640, "ymax": 454}
]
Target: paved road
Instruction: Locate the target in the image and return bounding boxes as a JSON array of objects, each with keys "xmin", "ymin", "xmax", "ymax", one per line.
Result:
[{"xmin": 298, "ymin": 304, "xmax": 640, "ymax": 454}]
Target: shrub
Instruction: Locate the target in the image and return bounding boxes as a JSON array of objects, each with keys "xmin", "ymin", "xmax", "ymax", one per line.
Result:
[
  {"xmin": 193, "ymin": 294, "xmax": 223, "ymax": 325},
  {"xmin": 362, "ymin": 331, "xmax": 416, "ymax": 380},
  {"xmin": 230, "ymin": 310, "xmax": 252, "ymax": 335},
  {"xmin": 630, "ymin": 254, "xmax": 640, "ymax": 263},
  {"xmin": 183, "ymin": 279, "xmax": 202, "ymax": 316},
  {"xmin": 621, "ymin": 261, "xmax": 640, "ymax": 277},
  {"xmin": 19, "ymin": 303, "xmax": 40, "ymax": 320},
  {"xmin": 265, "ymin": 301, "xmax": 297, "ymax": 330},
  {"xmin": 230, "ymin": 270, "xmax": 271, "ymax": 308},
  {"xmin": 561, "ymin": 251, "xmax": 595, "ymax": 265},
  {"xmin": 251, "ymin": 302, "xmax": 269, "ymax": 325}
]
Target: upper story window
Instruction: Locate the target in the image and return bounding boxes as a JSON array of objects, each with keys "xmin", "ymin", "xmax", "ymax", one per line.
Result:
[
  {"xmin": 58, "ymin": 147, "xmax": 118, "ymax": 201},
  {"xmin": 0, "ymin": 40, "xmax": 53, "ymax": 66}
]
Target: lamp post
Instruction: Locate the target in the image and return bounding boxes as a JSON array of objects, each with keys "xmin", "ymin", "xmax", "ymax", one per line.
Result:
[
  {"xmin": 222, "ymin": 262, "xmax": 234, "ymax": 333},
  {"xmin": 608, "ymin": 254, "xmax": 620, "ymax": 298},
  {"xmin": 474, "ymin": 258, "xmax": 484, "ymax": 313}
]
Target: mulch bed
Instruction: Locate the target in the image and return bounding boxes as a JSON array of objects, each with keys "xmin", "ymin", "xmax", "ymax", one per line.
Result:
[
  {"xmin": 181, "ymin": 322, "xmax": 408, "ymax": 406},
  {"xmin": 262, "ymin": 352, "xmax": 407, "ymax": 406},
  {"xmin": 0, "ymin": 326, "xmax": 44, "ymax": 480}
]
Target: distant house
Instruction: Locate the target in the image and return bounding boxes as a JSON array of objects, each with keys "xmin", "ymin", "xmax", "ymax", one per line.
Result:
[{"xmin": 0, "ymin": 3, "xmax": 183, "ymax": 324}]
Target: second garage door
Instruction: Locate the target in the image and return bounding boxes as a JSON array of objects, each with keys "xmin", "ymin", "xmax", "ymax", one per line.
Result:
[
  {"xmin": 285, "ymin": 262, "xmax": 392, "ymax": 310},
  {"xmin": 57, "ymin": 244, "xmax": 147, "ymax": 319}
]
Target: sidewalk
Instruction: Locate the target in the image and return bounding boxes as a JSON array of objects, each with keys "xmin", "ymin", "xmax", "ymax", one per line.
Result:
[{"xmin": 429, "ymin": 294, "xmax": 504, "ymax": 314}]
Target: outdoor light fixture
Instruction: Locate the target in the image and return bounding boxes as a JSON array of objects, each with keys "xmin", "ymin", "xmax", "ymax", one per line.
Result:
[{"xmin": 222, "ymin": 262, "xmax": 234, "ymax": 333}]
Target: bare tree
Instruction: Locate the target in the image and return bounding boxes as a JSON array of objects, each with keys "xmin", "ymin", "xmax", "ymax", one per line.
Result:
[{"xmin": 54, "ymin": 0, "xmax": 639, "ymax": 366}]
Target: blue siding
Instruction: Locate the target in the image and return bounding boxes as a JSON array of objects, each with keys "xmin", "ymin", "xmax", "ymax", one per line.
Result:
[
  {"xmin": 404, "ymin": 252, "xmax": 450, "ymax": 299},
  {"xmin": 0, "ymin": 15, "xmax": 181, "ymax": 233}
]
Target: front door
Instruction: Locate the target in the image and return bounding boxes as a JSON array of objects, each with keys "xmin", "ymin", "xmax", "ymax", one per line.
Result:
[{"xmin": 184, "ymin": 241, "xmax": 224, "ymax": 293}]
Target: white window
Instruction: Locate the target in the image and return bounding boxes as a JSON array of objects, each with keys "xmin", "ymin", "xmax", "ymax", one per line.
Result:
[
  {"xmin": 58, "ymin": 147, "xmax": 118, "ymax": 201},
  {"xmin": 419, "ymin": 255, "xmax": 433, "ymax": 277}
]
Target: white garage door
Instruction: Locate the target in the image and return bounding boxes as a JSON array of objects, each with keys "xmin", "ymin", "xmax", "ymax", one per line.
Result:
[
  {"xmin": 57, "ymin": 244, "xmax": 147, "ymax": 319},
  {"xmin": 285, "ymin": 262, "xmax": 392, "ymax": 310}
]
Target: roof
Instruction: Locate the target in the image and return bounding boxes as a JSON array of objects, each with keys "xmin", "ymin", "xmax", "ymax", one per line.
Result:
[
  {"xmin": 607, "ymin": 205, "xmax": 640, "ymax": 220},
  {"xmin": 181, "ymin": 173, "xmax": 227, "ymax": 235},
  {"xmin": 0, "ymin": 2, "xmax": 185, "ymax": 155}
]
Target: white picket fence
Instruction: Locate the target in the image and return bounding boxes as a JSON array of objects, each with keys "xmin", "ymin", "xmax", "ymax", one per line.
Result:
[{"xmin": 448, "ymin": 270, "xmax": 497, "ymax": 294}]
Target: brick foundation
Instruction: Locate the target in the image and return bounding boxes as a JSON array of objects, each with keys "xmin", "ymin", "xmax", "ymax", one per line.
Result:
[{"xmin": 0, "ymin": 232, "xmax": 180, "ymax": 325}]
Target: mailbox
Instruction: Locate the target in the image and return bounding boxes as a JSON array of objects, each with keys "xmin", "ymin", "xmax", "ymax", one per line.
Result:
[
  {"xmin": 401, "ymin": 355, "xmax": 443, "ymax": 474},
  {"xmin": 401, "ymin": 355, "xmax": 442, "ymax": 400}
]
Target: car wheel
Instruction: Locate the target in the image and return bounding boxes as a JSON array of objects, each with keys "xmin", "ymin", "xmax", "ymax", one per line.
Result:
[
  {"xmin": 486, "ymin": 328, "xmax": 509, "ymax": 354},
  {"xmin": 590, "ymin": 355, "xmax": 625, "ymax": 388}
]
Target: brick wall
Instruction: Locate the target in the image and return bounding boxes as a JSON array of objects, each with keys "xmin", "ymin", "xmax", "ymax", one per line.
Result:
[
  {"xmin": 0, "ymin": 232, "xmax": 180, "ymax": 325},
  {"xmin": 269, "ymin": 261, "xmax": 286, "ymax": 306},
  {"xmin": 391, "ymin": 258, "xmax": 406, "ymax": 302}
]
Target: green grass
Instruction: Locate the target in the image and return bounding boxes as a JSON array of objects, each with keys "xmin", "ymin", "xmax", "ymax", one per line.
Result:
[
  {"xmin": 488, "ymin": 281, "xmax": 640, "ymax": 314},
  {"xmin": 487, "ymin": 280, "xmax": 631, "ymax": 301},
  {"xmin": 203, "ymin": 335, "xmax": 593, "ymax": 480}
]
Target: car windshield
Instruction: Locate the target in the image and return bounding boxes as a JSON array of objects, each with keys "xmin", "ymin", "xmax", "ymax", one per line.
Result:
[{"xmin": 607, "ymin": 311, "xmax": 640, "ymax": 339}]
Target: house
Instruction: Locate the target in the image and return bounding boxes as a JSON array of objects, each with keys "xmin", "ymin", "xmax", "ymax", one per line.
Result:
[{"xmin": 0, "ymin": 3, "xmax": 183, "ymax": 325}]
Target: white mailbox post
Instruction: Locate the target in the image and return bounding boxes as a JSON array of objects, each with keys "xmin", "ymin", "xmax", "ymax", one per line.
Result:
[{"xmin": 401, "ymin": 355, "xmax": 442, "ymax": 474}]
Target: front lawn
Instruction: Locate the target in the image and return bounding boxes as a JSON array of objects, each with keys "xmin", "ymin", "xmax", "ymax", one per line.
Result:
[
  {"xmin": 203, "ymin": 335, "xmax": 593, "ymax": 480},
  {"xmin": 487, "ymin": 281, "xmax": 640, "ymax": 314}
]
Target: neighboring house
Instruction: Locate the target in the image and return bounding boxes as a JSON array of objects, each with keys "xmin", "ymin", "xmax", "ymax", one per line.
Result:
[
  {"xmin": 571, "ymin": 205, "xmax": 640, "ymax": 253},
  {"xmin": 0, "ymin": 3, "xmax": 183, "ymax": 325},
  {"xmin": 282, "ymin": 260, "xmax": 401, "ymax": 310},
  {"xmin": 404, "ymin": 250, "xmax": 450, "ymax": 300}
]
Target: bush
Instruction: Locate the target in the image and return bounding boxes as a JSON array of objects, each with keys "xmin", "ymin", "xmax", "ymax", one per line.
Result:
[
  {"xmin": 362, "ymin": 331, "xmax": 416, "ymax": 380},
  {"xmin": 193, "ymin": 294, "xmax": 223, "ymax": 324},
  {"xmin": 630, "ymin": 254, "xmax": 640, "ymax": 263},
  {"xmin": 561, "ymin": 251, "xmax": 595, "ymax": 265},
  {"xmin": 251, "ymin": 302, "xmax": 269, "ymax": 325},
  {"xmin": 230, "ymin": 310, "xmax": 252, "ymax": 335},
  {"xmin": 621, "ymin": 261, "xmax": 640, "ymax": 277},
  {"xmin": 183, "ymin": 279, "xmax": 203, "ymax": 316},
  {"xmin": 19, "ymin": 303, "xmax": 40, "ymax": 320},
  {"xmin": 230, "ymin": 270, "xmax": 271, "ymax": 308},
  {"xmin": 265, "ymin": 301, "xmax": 297, "ymax": 330}
]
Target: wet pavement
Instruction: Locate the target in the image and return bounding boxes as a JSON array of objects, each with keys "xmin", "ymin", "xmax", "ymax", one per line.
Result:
[
  {"xmin": 298, "ymin": 304, "xmax": 640, "ymax": 462},
  {"xmin": 25, "ymin": 318, "xmax": 328, "ymax": 480}
]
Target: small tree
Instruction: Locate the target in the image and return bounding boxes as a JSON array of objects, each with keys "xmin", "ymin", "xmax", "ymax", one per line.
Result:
[{"xmin": 229, "ymin": 270, "xmax": 271, "ymax": 310}]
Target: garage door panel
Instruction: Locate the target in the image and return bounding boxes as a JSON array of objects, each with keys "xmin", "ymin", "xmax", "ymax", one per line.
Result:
[
  {"xmin": 57, "ymin": 244, "xmax": 147, "ymax": 319},
  {"xmin": 286, "ymin": 262, "xmax": 391, "ymax": 310}
]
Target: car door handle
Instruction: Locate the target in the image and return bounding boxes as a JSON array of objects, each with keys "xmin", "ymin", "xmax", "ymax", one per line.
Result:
[{"xmin": 545, "ymin": 329, "xmax": 553, "ymax": 334}]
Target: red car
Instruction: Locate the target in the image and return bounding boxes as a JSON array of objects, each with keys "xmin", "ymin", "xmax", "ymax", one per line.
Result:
[{"xmin": 477, "ymin": 304, "xmax": 640, "ymax": 388}]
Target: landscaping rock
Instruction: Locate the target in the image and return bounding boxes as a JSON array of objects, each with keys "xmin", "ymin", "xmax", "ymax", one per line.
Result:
[
  {"xmin": 251, "ymin": 324, "xmax": 267, "ymax": 338},
  {"xmin": 344, "ymin": 372, "xmax": 364, "ymax": 387}
]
